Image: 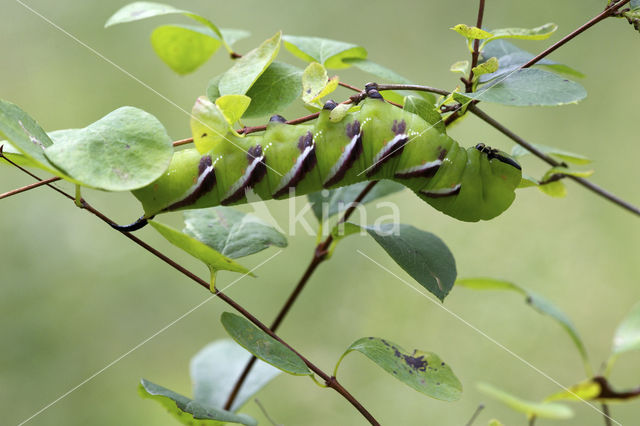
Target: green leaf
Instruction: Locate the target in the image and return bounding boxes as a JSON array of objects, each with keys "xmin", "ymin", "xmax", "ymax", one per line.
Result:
[
  {"xmin": 151, "ymin": 25, "xmax": 220, "ymax": 75},
  {"xmin": 451, "ymin": 24, "xmax": 493, "ymax": 40},
  {"xmin": 511, "ymin": 143, "xmax": 591, "ymax": 165},
  {"xmin": 517, "ymin": 175, "xmax": 540, "ymax": 188},
  {"xmin": 105, "ymin": 2, "xmax": 226, "ymax": 48},
  {"xmin": 43, "ymin": 107, "xmax": 173, "ymax": 191},
  {"xmin": 469, "ymin": 69, "xmax": 586, "ymax": 106},
  {"xmin": 403, "ymin": 96, "xmax": 445, "ymax": 134},
  {"xmin": 612, "ymin": 301, "xmax": 640, "ymax": 355},
  {"xmin": 541, "ymin": 166, "xmax": 594, "ymax": 182},
  {"xmin": 191, "ymin": 96, "xmax": 232, "ymax": 154},
  {"xmin": 301, "ymin": 62, "xmax": 337, "ymax": 104},
  {"xmin": 545, "ymin": 380, "xmax": 601, "ymax": 402},
  {"xmin": 243, "ymin": 61, "xmax": 303, "ymax": 118},
  {"xmin": 0, "ymin": 140, "xmax": 39, "ymax": 168},
  {"xmin": 215, "ymin": 95, "xmax": 251, "ymax": 125},
  {"xmin": 365, "ymin": 224, "xmax": 456, "ymax": 302},
  {"xmin": 191, "ymin": 339, "xmax": 280, "ymax": 412},
  {"xmin": 456, "ymin": 278, "xmax": 525, "ymax": 294},
  {"xmin": 346, "ymin": 58, "xmax": 436, "ymax": 104},
  {"xmin": 538, "ymin": 180, "xmax": 567, "ymax": 198},
  {"xmin": 0, "ymin": 100, "xmax": 72, "ymax": 179},
  {"xmin": 486, "ymin": 23, "xmax": 558, "ymax": 42},
  {"xmin": 477, "ymin": 382, "xmax": 573, "ymax": 420},
  {"xmin": 450, "ymin": 60, "xmax": 470, "ymax": 75},
  {"xmin": 337, "ymin": 337, "xmax": 462, "ymax": 401},
  {"xmin": 457, "ymin": 278, "xmax": 590, "ymax": 374},
  {"xmin": 105, "ymin": 2, "xmax": 193, "ymax": 27},
  {"xmin": 139, "ymin": 378, "xmax": 257, "ymax": 425},
  {"xmin": 282, "ymin": 35, "xmax": 367, "ymax": 69},
  {"xmin": 149, "ymin": 220, "xmax": 252, "ymax": 276},
  {"xmin": 219, "ymin": 32, "xmax": 282, "ymax": 96},
  {"xmin": 472, "ymin": 57, "xmax": 499, "ymax": 79},
  {"xmin": 488, "ymin": 420, "xmax": 504, "ymax": 426},
  {"xmin": 479, "ymin": 39, "xmax": 584, "ymax": 80},
  {"xmin": 183, "ymin": 207, "xmax": 286, "ymax": 259},
  {"xmin": 329, "ymin": 103, "xmax": 353, "ymax": 122},
  {"xmin": 220, "ymin": 312, "xmax": 312, "ymax": 376},
  {"xmin": 307, "ymin": 180, "xmax": 404, "ymax": 221}
]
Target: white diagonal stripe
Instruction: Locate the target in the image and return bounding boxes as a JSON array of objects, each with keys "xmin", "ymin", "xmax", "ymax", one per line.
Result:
[
  {"xmin": 356, "ymin": 249, "xmax": 621, "ymax": 426},
  {"xmin": 17, "ymin": 250, "xmax": 282, "ymax": 426},
  {"xmin": 14, "ymin": 0, "xmax": 283, "ymax": 177}
]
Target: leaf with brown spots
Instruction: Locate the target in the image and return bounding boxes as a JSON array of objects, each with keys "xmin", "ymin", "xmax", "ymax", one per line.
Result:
[{"xmin": 335, "ymin": 337, "xmax": 462, "ymax": 401}]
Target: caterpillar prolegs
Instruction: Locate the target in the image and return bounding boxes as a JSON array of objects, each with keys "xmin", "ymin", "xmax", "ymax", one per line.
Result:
[{"xmin": 127, "ymin": 86, "xmax": 522, "ymax": 230}]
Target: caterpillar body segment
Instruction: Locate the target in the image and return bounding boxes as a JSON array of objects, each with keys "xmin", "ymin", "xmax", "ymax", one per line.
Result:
[{"xmin": 131, "ymin": 92, "xmax": 522, "ymax": 224}]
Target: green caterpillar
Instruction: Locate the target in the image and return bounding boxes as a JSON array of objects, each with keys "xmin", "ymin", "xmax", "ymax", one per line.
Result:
[{"xmin": 122, "ymin": 85, "xmax": 521, "ymax": 230}]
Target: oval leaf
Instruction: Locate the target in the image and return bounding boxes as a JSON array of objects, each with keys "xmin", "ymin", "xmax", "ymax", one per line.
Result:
[
  {"xmin": 511, "ymin": 143, "xmax": 591, "ymax": 165},
  {"xmin": 538, "ymin": 180, "xmax": 567, "ymax": 198},
  {"xmin": 337, "ymin": 337, "xmax": 462, "ymax": 401},
  {"xmin": 477, "ymin": 382, "xmax": 573, "ymax": 419},
  {"xmin": 149, "ymin": 220, "xmax": 251, "ymax": 275},
  {"xmin": 0, "ymin": 100, "xmax": 71, "ymax": 179},
  {"xmin": 457, "ymin": 278, "xmax": 590, "ymax": 374},
  {"xmin": 191, "ymin": 96, "xmax": 232, "ymax": 154},
  {"xmin": 151, "ymin": 25, "xmax": 221, "ymax": 75},
  {"xmin": 282, "ymin": 35, "xmax": 367, "ymax": 69},
  {"xmin": 307, "ymin": 180, "xmax": 404, "ymax": 221},
  {"xmin": 243, "ymin": 61, "xmax": 303, "ymax": 118},
  {"xmin": 486, "ymin": 23, "xmax": 558, "ymax": 42},
  {"xmin": 470, "ymin": 69, "xmax": 586, "ymax": 106},
  {"xmin": 220, "ymin": 312, "xmax": 311, "ymax": 376},
  {"xmin": 219, "ymin": 31, "xmax": 281, "ymax": 96},
  {"xmin": 105, "ymin": 1, "xmax": 225, "ymax": 43},
  {"xmin": 191, "ymin": 339, "xmax": 281, "ymax": 412},
  {"xmin": 139, "ymin": 378, "xmax": 257, "ymax": 425},
  {"xmin": 44, "ymin": 107, "xmax": 173, "ymax": 191},
  {"xmin": 545, "ymin": 380, "xmax": 602, "ymax": 402},
  {"xmin": 479, "ymin": 39, "xmax": 584, "ymax": 81},
  {"xmin": 183, "ymin": 207, "xmax": 287, "ymax": 259},
  {"xmin": 612, "ymin": 301, "xmax": 640, "ymax": 355},
  {"xmin": 365, "ymin": 224, "xmax": 456, "ymax": 301},
  {"xmin": 105, "ymin": 2, "xmax": 191, "ymax": 27},
  {"xmin": 451, "ymin": 24, "xmax": 493, "ymax": 39},
  {"xmin": 215, "ymin": 95, "xmax": 251, "ymax": 125}
]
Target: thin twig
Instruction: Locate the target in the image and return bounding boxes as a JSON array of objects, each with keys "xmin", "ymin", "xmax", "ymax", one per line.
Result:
[
  {"xmin": 0, "ymin": 176, "xmax": 61, "ymax": 200},
  {"xmin": 465, "ymin": 404, "xmax": 485, "ymax": 426},
  {"xmin": 468, "ymin": 105, "xmax": 640, "ymax": 216},
  {"xmin": 602, "ymin": 403, "xmax": 612, "ymax": 426},
  {"xmin": 173, "ymin": 137, "xmax": 193, "ymax": 147},
  {"xmin": 224, "ymin": 181, "xmax": 379, "ymax": 410},
  {"xmin": 464, "ymin": 0, "xmax": 486, "ymax": 93},
  {"xmin": 521, "ymin": 0, "xmax": 631, "ymax": 69},
  {"xmin": 0, "ymin": 157, "xmax": 380, "ymax": 426}
]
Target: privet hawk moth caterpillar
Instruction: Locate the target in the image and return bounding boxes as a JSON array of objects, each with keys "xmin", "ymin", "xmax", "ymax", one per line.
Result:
[{"xmin": 120, "ymin": 85, "xmax": 521, "ymax": 231}]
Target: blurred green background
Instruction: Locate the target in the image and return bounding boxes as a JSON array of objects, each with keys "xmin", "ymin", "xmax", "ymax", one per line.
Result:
[{"xmin": 1, "ymin": 0, "xmax": 639, "ymax": 425}]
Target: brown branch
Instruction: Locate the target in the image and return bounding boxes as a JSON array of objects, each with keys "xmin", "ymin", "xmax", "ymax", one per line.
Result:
[
  {"xmin": 464, "ymin": 0, "xmax": 486, "ymax": 93},
  {"xmin": 224, "ymin": 180, "xmax": 379, "ymax": 410},
  {"xmin": 173, "ymin": 137, "xmax": 193, "ymax": 147},
  {"xmin": 468, "ymin": 105, "xmax": 640, "ymax": 216},
  {"xmin": 0, "ymin": 176, "xmax": 61, "ymax": 200},
  {"xmin": 521, "ymin": 0, "xmax": 631, "ymax": 69},
  {"xmin": 602, "ymin": 403, "xmax": 612, "ymax": 426},
  {"xmin": 0, "ymin": 156, "xmax": 380, "ymax": 426}
]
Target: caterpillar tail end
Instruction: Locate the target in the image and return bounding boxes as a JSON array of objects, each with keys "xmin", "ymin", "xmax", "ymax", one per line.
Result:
[{"xmin": 110, "ymin": 215, "xmax": 153, "ymax": 232}]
